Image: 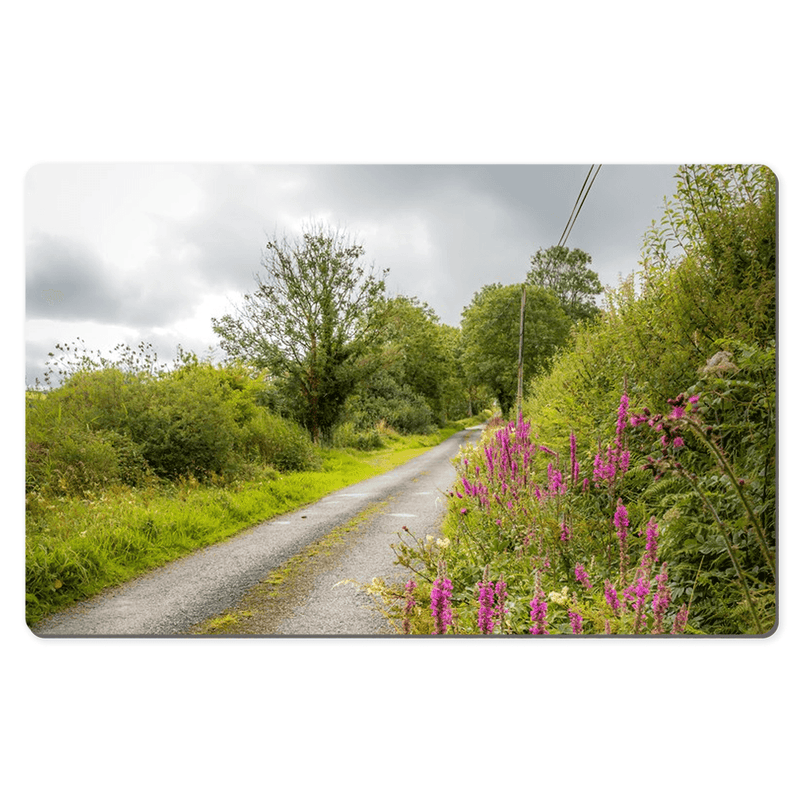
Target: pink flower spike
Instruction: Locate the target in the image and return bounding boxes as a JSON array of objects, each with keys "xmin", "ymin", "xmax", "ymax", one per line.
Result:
[
  {"xmin": 604, "ymin": 580, "xmax": 620, "ymax": 612},
  {"xmin": 568, "ymin": 608, "xmax": 583, "ymax": 634},
  {"xmin": 575, "ymin": 563, "xmax": 593, "ymax": 589}
]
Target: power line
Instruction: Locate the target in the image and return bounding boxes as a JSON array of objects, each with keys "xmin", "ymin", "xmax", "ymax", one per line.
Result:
[{"xmin": 557, "ymin": 164, "xmax": 602, "ymax": 248}]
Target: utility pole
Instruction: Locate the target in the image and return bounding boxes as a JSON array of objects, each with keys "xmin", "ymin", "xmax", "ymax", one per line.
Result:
[{"xmin": 516, "ymin": 284, "xmax": 526, "ymax": 422}]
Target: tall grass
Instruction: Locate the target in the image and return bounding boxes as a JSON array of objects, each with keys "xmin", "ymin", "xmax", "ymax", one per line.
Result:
[{"xmin": 26, "ymin": 426, "xmax": 461, "ymax": 626}]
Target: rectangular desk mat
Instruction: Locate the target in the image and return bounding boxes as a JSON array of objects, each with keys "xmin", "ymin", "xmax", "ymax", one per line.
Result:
[{"xmin": 25, "ymin": 163, "xmax": 777, "ymax": 637}]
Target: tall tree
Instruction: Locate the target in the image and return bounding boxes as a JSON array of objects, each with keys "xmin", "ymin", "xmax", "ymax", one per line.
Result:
[
  {"xmin": 212, "ymin": 223, "xmax": 387, "ymax": 443},
  {"xmin": 527, "ymin": 245, "xmax": 602, "ymax": 323},
  {"xmin": 460, "ymin": 283, "xmax": 571, "ymax": 417}
]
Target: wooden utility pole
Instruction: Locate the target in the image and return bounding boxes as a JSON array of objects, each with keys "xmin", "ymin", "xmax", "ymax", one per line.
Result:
[{"xmin": 516, "ymin": 285, "xmax": 526, "ymax": 421}]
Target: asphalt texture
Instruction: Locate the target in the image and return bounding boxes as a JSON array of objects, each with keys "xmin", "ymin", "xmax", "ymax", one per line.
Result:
[{"xmin": 31, "ymin": 426, "xmax": 484, "ymax": 637}]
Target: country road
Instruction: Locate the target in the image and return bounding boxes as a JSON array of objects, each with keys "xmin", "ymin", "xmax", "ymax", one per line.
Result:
[{"xmin": 31, "ymin": 425, "xmax": 484, "ymax": 637}]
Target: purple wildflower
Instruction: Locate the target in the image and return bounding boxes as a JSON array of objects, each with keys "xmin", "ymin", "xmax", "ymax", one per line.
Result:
[
  {"xmin": 673, "ymin": 437, "xmax": 685, "ymax": 448},
  {"xmin": 431, "ymin": 564, "xmax": 454, "ymax": 635},
  {"xmin": 568, "ymin": 607, "xmax": 583, "ymax": 634},
  {"xmin": 494, "ymin": 578, "xmax": 508, "ymax": 628},
  {"xmin": 644, "ymin": 517, "xmax": 659, "ymax": 565},
  {"xmin": 631, "ymin": 574, "xmax": 651, "ymax": 633},
  {"xmin": 529, "ymin": 575, "xmax": 548, "ymax": 635},
  {"xmin": 570, "ymin": 431, "xmax": 579, "ymax": 484},
  {"xmin": 560, "ymin": 522, "xmax": 571, "ymax": 542},
  {"xmin": 477, "ymin": 579, "xmax": 495, "ymax": 634},
  {"xmin": 604, "ymin": 579, "xmax": 620, "ymax": 612},
  {"xmin": 652, "ymin": 564, "xmax": 671, "ymax": 634},
  {"xmin": 669, "ymin": 405, "xmax": 686, "ymax": 420},
  {"xmin": 613, "ymin": 500, "xmax": 630, "ymax": 541},
  {"xmin": 615, "ymin": 394, "xmax": 630, "ymax": 441},
  {"xmin": 575, "ymin": 563, "xmax": 593, "ymax": 590},
  {"xmin": 672, "ymin": 603, "xmax": 689, "ymax": 634}
]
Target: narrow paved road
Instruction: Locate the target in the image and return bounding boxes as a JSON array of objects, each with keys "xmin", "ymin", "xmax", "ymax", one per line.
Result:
[{"xmin": 32, "ymin": 426, "xmax": 483, "ymax": 637}]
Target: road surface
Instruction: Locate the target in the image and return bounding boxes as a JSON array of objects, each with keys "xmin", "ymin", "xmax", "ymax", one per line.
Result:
[{"xmin": 31, "ymin": 425, "xmax": 483, "ymax": 637}]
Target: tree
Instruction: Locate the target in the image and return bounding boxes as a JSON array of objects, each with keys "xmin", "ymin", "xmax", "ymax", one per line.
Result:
[
  {"xmin": 526, "ymin": 245, "xmax": 602, "ymax": 323},
  {"xmin": 460, "ymin": 283, "xmax": 571, "ymax": 417},
  {"xmin": 376, "ymin": 296, "xmax": 458, "ymax": 424},
  {"xmin": 212, "ymin": 223, "xmax": 387, "ymax": 443}
]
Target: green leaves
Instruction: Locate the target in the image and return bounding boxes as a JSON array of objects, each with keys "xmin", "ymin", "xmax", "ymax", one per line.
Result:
[
  {"xmin": 527, "ymin": 245, "xmax": 602, "ymax": 324},
  {"xmin": 212, "ymin": 222, "xmax": 388, "ymax": 442},
  {"xmin": 460, "ymin": 283, "xmax": 571, "ymax": 417}
]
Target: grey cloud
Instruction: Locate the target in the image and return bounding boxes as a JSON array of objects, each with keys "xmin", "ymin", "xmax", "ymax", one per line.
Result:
[
  {"xmin": 26, "ymin": 233, "xmax": 125, "ymax": 323},
  {"xmin": 26, "ymin": 231, "xmax": 203, "ymax": 328}
]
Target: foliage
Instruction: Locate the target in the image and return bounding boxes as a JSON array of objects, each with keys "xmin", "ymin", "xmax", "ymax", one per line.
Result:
[
  {"xmin": 27, "ymin": 427, "xmax": 459, "ymax": 626},
  {"xmin": 377, "ymin": 164, "xmax": 776, "ymax": 636},
  {"xmin": 212, "ymin": 222, "xmax": 388, "ymax": 443},
  {"xmin": 25, "ymin": 343, "xmax": 321, "ymax": 497},
  {"xmin": 460, "ymin": 283, "xmax": 571, "ymax": 417},
  {"xmin": 527, "ymin": 245, "xmax": 602, "ymax": 323}
]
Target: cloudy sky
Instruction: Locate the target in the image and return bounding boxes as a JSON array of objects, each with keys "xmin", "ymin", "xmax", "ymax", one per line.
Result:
[{"xmin": 25, "ymin": 163, "xmax": 680, "ymax": 386}]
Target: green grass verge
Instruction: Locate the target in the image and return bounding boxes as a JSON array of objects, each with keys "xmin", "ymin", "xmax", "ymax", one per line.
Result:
[{"xmin": 26, "ymin": 426, "xmax": 462, "ymax": 627}]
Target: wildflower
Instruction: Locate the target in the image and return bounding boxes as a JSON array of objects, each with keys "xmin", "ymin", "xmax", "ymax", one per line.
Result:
[
  {"xmin": 431, "ymin": 563, "xmax": 454, "ymax": 635},
  {"xmin": 644, "ymin": 517, "xmax": 659, "ymax": 565},
  {"xmin": 673, "ymin": 437, "xmax": 685, "ymax": 448},
  {"xmin": 436, "ymin": 537, "xmax": 450, "ymax": 549},
  {"xmin": 615, "ymin": 394, "xmax": 629, "ymax": 442},
  {"xmin": 568, "ymin": 606, "xmax": 583, "ymax": 635},
  {"xmin": 560, "ymin": 522, "xmax": 571, "ymax": 542},
  {"xmin": 477, "ymin": 579, "xmax": 495, "ymax": 634},
  {"xmin": 530, "ymin": 591, "xmax": 549, "ymax": 635},
  {"xmin": 652, "ymin": 564, "xmax": 671, "ymax": 634},
  {"xmin": 402, "ymin": 578, "xmax": 417, "ymax": 635},
  {"xmin": 548, "ymin": 586, "xmax": 569, "ymax": 605},
  {"xmin": 672, "ymin": 603, "xmax": 689, "ymax": 634},
  {"xmin": 575, "ymin": 563, "xmax": 593, "ymax": 590},
  {"xmin": 494, "ymin": 578, "xmax": 508, "ymax": 628},
  {"xmin": 631, "ymin": 574, "xmax": 651, "ymax": 633},
  {"xmin": 604, "ymin": 579, "xmax": 620, "ymax": 612},
  {"xmin": 613, "ymin": 500, "xmax": 629, "ymax": 541},
  {"xmin": 669, "ymin": 405, "xmax": 686, "ymax": 420},
  {"xmin": 460, "ymin": 507, "xmax": 468, "ymax": 515},
  {"xmin": 569, "ymin": 431, "xmax": 580, "ymax": 484}
]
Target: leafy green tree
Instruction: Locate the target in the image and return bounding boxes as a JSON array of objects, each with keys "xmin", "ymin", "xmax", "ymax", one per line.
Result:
[
  {"xmin": 460, "ymin": 283, "xmax": 571, "ymax": 417},
  {"xmin": 375, "ymin": 296, "xmax": 462, "ymax": 424},
  {"xmin": 212, "ymin": 223, "xmax": 388, "ymax": 443},
  {"xmin": 526, "ymin": 245, "xmax": 602, "ymax": 323}
]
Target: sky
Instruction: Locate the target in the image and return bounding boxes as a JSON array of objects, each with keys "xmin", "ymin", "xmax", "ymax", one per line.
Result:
[{"xmin": 24, "ymin": 163, "xmax": 680, "ymax": 387}]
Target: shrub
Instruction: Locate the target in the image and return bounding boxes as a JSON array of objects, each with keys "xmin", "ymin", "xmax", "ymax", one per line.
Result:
[
  {"xmin": 330, "ymin": 421, "xmax": 384, "ymax": 451},
  {"xmin": 240, "ymin": 408, "xmax": 320, "ymax": 472}
]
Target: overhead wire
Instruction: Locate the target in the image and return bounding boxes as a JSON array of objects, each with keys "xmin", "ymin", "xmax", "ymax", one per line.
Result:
[{"xmin": 557, "ymin": 164, "xmax": 602, "ymax": 248}]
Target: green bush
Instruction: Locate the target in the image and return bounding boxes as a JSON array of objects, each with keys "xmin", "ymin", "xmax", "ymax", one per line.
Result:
[
  {"xmin": 240, "ymin": 408, "xmax": 321, "ymax": 471},
  {"xmin": 330, "ymin": 421, "xmax": 385, "ymax": 451}
]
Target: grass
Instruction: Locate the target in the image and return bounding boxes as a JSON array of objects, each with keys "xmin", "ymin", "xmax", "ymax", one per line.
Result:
[{"xmin": 26, "ymin": 425, "xmax": 465, "ymax": 627}]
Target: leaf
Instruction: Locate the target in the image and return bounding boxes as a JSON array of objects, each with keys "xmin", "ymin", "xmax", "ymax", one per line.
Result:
[{"xmin": 53, "ymin": 579, "xmax": 63, "ymax": 589}]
